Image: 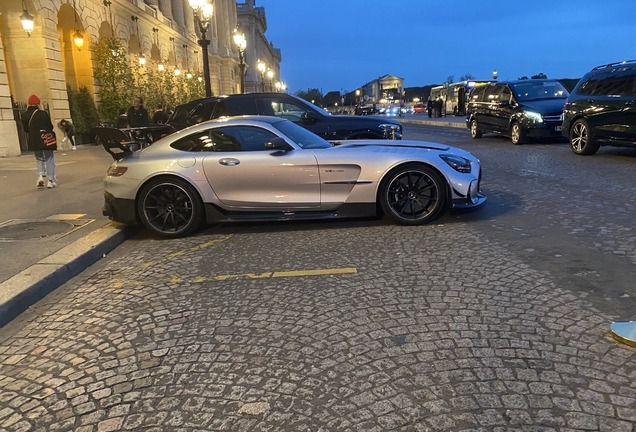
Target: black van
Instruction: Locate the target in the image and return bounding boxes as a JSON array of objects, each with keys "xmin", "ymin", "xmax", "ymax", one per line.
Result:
[
  {"xmin": 562, "ymin": 60, "xmax": 636, "ymax": 155},
  {"xmin": 466, "ymin": 80, "xmax": 569, "ymax": 144}
]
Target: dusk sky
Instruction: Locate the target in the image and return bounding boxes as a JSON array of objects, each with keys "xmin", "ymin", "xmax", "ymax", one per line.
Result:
[{"xmin": 256, "ymin": 0, "xmax": 636, "ymax": 94}]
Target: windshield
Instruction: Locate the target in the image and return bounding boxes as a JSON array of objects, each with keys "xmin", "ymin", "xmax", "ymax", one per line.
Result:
[
  {"xmin": 271, "ymin": 120, "xmax": 332, "ymax": 149},
  {"xmin": 511, "ymin": 81, "xmax": 569, "ymax": 101}
]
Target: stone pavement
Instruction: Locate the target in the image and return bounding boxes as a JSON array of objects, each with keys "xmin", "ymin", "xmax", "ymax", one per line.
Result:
[
  {"xmin": 0, "ymin": 145, "xmax": 136, "ymax": 328},
  {"xmin": 0, "ymin": 117, "xmax": 465, "ymax": 330}
]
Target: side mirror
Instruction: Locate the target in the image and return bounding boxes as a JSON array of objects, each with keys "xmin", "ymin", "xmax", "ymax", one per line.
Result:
[
  {"xmin": 301, "ymin": 111, "xmax": 318, "ymax": 124},
  {"xmin": 265, "ymin": 137, "xmax": 293, "ymax": 151}
]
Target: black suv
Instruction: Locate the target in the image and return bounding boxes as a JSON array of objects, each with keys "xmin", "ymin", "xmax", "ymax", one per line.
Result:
[
  {"xmin": 563, "ymin": 60, "xmax": 636, "ymax": 155},
  {"xmin": 167, "ymin": 93, "xmax": 402, "ymax": 140},
  {"xmin": 466, "ymin": 80, "xmax": 569, "ymax": 144}
]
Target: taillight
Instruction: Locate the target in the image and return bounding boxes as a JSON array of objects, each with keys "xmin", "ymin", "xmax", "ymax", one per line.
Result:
[{"xmin": 107, "ymin": 166, "xmax": 128, "ymax": 177}]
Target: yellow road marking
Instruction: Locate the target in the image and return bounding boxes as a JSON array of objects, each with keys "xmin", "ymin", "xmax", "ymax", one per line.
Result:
[
  {"xmin": 110, "ymin": 267, "xmax": 357, "ymax": 289},
  {"xmin": 139, "ymin": 234, "xmax": 234, "ymax": 269}
]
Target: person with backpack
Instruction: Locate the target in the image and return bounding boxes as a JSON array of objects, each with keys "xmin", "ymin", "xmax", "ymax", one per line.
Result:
[{"xmin": 22, "ymin": 95, "xmax": 58, "ymax": 188}]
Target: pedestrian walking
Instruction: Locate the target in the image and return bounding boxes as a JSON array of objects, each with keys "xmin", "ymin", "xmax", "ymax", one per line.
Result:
[
  {"xmin": 22, "ymin": 94, "xmax": 58, "ymax": 188},
  {"xmin": 58, "ymin": 118, "xmax": 76, "ymax": 150},
  {"xmin": 426, "ymin": 97, "xmax": 433, "ymax": 118},
  {"xmin": 151, "ymin": 104, "xmax": 169, "ymax": 124}
]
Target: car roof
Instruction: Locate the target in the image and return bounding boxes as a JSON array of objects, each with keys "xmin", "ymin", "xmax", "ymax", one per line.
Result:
[
  {"xmin": 208, "ymin": 115, "xmax": 283, "ymax": 125},
  {"xmin": 490, "ymin": 79, "xmax": 561, "ymax": 85},
  {"xmin": 183, "ymin": 92, "xmax": 297, "ymax": 106}
]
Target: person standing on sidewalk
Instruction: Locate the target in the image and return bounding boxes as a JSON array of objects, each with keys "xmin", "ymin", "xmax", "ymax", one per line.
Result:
[
  {"xmin": 426, "ymin": 97, "xmax": 433, "ymax": 118},
  {"xmin": 126, "ymin": 96, "xmax": 149, "ymax": 128},
  {"xmin": 22, "ymin": 95, "xmax": 58, "ymax": 188},
  {"xmin": 58, "ymin": 119, "xmax": 76, "ymax": 150}
]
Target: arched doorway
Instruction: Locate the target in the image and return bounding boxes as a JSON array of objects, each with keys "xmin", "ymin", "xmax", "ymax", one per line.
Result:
[{"xmin": 57, "ymin": 3, "xmax": 93, "ymax": 93}]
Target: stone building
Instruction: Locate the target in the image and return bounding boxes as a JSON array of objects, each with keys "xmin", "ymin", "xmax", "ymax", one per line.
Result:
[
  {"xmin": 361, "ymin": 74, "xmax": 404, "ymax": 104},
  {"xmin": 0, "ymin": 0, "xmax": 281, "ymax": 157},
  {"xmin": 237, "ymin": 0, "xmax": 281, "ymax": 93}
]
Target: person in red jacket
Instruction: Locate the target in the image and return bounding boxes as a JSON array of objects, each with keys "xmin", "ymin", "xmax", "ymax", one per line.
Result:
[{"xmin": 21, "ymin": 95, "xmax": 58, "ymax": 188}]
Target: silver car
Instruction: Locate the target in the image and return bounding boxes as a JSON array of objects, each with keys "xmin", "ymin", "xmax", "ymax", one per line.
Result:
[{"xmin": 103, "ymin": 116, "xmax": 485, "ymax": 238}]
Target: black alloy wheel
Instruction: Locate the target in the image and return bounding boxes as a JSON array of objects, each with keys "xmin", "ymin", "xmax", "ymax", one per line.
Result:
[
  {"xmin": 379, "ymin": 164, "xmax": 446, "ymax": 226},
  {"xmin": 570, "ymin": 119, "xmax": 600, "ymax": 155},
  {"xmin": 510, "ymin": 122, "xmax": 526, "ymax": 145},
  {"xmin": 138, "ymin": 177, "xmax": 204, "ymax": 238},
  {"xmin": 470, "ymin": 119, "xmax": 482, "ymax": 139}
]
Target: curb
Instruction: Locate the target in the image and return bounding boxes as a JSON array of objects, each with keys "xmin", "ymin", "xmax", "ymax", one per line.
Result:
[
  {"xmin": 0, "ymin": 222, "xmax": 138, "ymax": 328},
  {"xmin": 400, "ymin": 118, "xmax": 467, "ymax": 129}
]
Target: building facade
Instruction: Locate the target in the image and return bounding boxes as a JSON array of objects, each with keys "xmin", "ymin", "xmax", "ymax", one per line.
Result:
[
  {"xmin": 0, "ymin": 0, "xmax": 281, "ymax": 157},
  {"xmin": 361, "ymin": 74, "xmax": 404, "ymax": 104},
  {"xmin": 237, "ymin": 0, "xmax": 281, "ymax": 93}
]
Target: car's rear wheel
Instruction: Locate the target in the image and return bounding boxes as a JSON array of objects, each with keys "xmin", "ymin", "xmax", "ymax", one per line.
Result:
[
  {"xmin": 570, "ymin": 119, "xmax": 599, "ymax": 155},
  {"xmin": 137, "ymin": 177, "xmax": 204, "ymax": 238},
  {"xmin": 470, "ymin": 119, "xmax": 482, "ymax": 139},
  {"xmin": 510, "ymin": 122, "xmax": 526, "ymax": 145},
  {"xmin": 379, "ymin": 164, "xmax": 447, "ymax": 226}
]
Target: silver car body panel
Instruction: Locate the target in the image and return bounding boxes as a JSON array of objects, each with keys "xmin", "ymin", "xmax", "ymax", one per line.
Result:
[{"xmin": 104, "ymin": 116, "xmax": 483, "ymax": 217}]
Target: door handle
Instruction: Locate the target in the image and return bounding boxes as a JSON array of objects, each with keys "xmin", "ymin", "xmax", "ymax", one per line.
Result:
[{"xmin": 219, "ymin": 158, "xmax": 240, "ymax": 166}]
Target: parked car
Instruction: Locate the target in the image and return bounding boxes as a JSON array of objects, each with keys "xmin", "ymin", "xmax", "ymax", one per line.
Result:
[
  {"xmin": 466, "ymin": 80, "xmax": 569, "ymax": 144},
  {"xmin": 563, "ymin": 60, "xmax": 636, "ymax": 155},
  {"xmin": 103, "ymin": 116, "xmax": 485, "ymax": 238},
  {"xmin": 401, "ymin": 105, "xmax": 415, "ymax": 115},
  {"xmin": 167, "ymin": 93, "xmax": 402, "ymax": 140},
  {"xmin": 414, "ymin": 103, "xmax": 427, "ymax": 113}
]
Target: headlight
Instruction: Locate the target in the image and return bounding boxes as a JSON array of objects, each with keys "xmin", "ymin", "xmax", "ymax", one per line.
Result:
[
  {"xmin": 524, "ymin": 111, "xmax": 543, "ymax": 123},
  {"xmin": 439, "ymin": 154, "xmax": 471, "ymax": 173}
]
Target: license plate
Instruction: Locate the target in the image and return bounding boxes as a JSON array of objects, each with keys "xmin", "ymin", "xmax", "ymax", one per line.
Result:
[{"xmin": 554, "ymin": 126, "xmax": 562, "ymax": 131}]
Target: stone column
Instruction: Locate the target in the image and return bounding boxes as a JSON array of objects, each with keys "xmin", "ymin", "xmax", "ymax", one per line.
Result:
[
  {"xmin": 184, "ymin": 1, "xmax": 195, "ymax": 36},
  {"xmin": 158, "ymin": 0, "xmax": 173, "ymax": 19},
  {"xmin": 172, "ymin": 0, "xmax": 186, "ymax": 30},
  {"xmin": 0, "ymin": 38, "xmax": 20, "ymax": 157}
]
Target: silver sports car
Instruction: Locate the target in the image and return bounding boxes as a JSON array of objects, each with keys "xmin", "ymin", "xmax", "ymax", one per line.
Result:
[{"xmin": 103, "ymin": 116, "xmax": 485, "ymax": 238}]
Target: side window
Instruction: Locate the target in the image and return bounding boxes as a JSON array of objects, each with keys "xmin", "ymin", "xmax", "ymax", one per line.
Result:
[
  {"xmin": 593, "ymin": 69, "xmax": 635, "ymax": 97},
  {"xmin": 223, "ymin": 98, "xmax": 259, "ymax": 116},
  {"xmin": 189, "ymin": 102, "xmax": 216, "ymax": 124},
  {"xmin": 263, "ymin": 98, "xmax": 308, "ymax": 122},
  {"xmin": 577, "ymin": 73, "xmax": 605, "ymax": 96},
  {"xmin": 484, "ymin": 85, "xmax": 500, "ymax": 103},
  {"xmin": 499, "ymin": 85, "xmax": 512, "ymax": 103},
  {"xmin": 170, "ymin": 131, "xmax": 215, "ymax": 152},
  {"xmin": 212, "ymin": 126, "xmax": 277, "ymax": 152},
  {"xmin": 469, "ymin": 87, "xmax": 485, "ymax": 102}
]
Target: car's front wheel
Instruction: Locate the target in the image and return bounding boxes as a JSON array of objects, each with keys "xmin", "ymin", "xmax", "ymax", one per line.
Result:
[
  {"xmin": 510, "ymin": 122, "xmax": 526, "ymax": 145},
  {"xmin": 137, "ymin": 177, "xmax": 204, "ymax": 238},
  {"xmin": 570, "ymin": 119, "xmax": 599, "ymax": 155},
  {"xmin": 470, "ymin": 119, "xmax": 482, "ymax": 139},
  {"xmin": 379, "ymin": 164, "xmax": 447, "ymax": 226}
]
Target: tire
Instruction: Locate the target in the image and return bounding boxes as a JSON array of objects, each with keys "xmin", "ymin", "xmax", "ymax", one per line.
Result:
[
  {"xmin": 379, "ymin": 164, "xmax": 447, "ymax": 226},
  {"xmin": 570, "ymin": 118, "xmax": 599, "ymax": 155},
  {"xmin": 510, "ymin": 122, "xmax": 526, "ymax": 145},
  {"xmin": 137, "ymin": 177, "xmax": 204, "ymax": 238},
  {"xmin": 470, "ymin": 119, "xmax": 482, "ymax": 139}
]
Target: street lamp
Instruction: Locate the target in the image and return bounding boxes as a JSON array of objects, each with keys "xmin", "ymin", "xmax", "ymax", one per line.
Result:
[
  {"xmin": 493, "ymin": 70, "xmax": 498, "ymax": 81},
  {"xmin": 188, "ymin": 0, "xmax": 213, "ymax": 97},
  {"xmin": 233, "ymin": 27, "xmax": 246, "ymax": 94},
  {"xmin": 257, "ymin": 59, "xmax": 266, "ymax": 92},
  {"xmin": 274, "ymin": 81, "xmax": 281, "ymax": 92},
  {"xmin": 20, "ymin": 0, "xmax": 34, "ymax": 36},
  {"xmin": 355, "ymin": 89, "xmax": 361, "ymax": 105},
  {"xmin": 267, "ymin": 69, "xmax": 274, "ymax": 91}
]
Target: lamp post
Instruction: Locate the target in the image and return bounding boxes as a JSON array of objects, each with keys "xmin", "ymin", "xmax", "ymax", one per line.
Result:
[
  {"xmin": 257, "ymin": 59, "xmax": 266, "ymax": 92},
  {"xmin": 267, "ymin": 69, "xmax": 274, "ymax": 92},
  {"xmin": 493, "ymin": 70, "xmax": 498, "ymax": 81},
  {"xmin": 355, "ymin": 89, "xmax": 361, "ymax": 105},
  {"xmin": 188, "ymin": 0, "xmax": 213, "ymax": 97},
  {"xmin": 233, "ymin": 27, "xmax": 246, "ymax": 94}
]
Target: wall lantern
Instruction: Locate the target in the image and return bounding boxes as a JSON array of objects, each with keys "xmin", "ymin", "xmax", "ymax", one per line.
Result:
[
  {"xmin": 20, "ymin": 0, "xmax": 34, "ymax": 36},
  {"xmin": 73, "ymin": 30, "xmax": 84, "ymax": 49}
]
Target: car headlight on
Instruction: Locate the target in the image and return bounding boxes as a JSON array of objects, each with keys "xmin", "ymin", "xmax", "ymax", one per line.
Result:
[
  {"xmin": 524, "ymin": 111, "xmax": 543, "ymax": 123},
  {"xmin": 439, "ymin": 154, "xmax": 472, "ymax": 173}
]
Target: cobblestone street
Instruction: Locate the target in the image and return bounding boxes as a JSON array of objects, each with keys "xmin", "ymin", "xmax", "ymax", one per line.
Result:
[{"xmin": 1, "ymin": 126, "xmax": 635, "ymax": 431}]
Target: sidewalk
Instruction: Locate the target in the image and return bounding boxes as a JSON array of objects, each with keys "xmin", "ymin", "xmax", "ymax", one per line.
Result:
[
  {"xmin": 0, "ymin": 145, "xmax": 137, "ymax": 327},
  {"xmin": 0, "ymin": 117, "xmax": 465, "ymax": 328}
]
